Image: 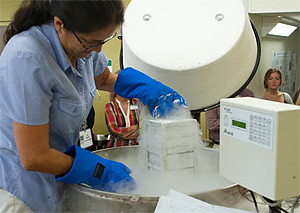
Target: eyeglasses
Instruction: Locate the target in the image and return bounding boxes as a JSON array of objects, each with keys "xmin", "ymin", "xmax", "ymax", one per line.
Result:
[{"xmin": 72, "ymin": 31, "xmax": 117, "ymax": 52}]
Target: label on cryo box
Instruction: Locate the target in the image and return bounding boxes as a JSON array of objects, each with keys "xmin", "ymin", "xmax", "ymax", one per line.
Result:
[{"xmin": 221, "ymin": 105, "xmax": 274, "ymax": 150}]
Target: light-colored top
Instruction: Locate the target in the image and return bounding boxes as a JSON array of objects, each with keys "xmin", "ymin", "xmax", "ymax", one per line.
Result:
[
  {"xmin": 259, "ymin": 92, "xmax": 294, "ymax": 104},
  {"xmin": 115, "ymin": 98, "xmax": 131, "ymax": 127},
  {"xmin": 0, "ymin": 21, "xmax": 107, "ymax": 211}
]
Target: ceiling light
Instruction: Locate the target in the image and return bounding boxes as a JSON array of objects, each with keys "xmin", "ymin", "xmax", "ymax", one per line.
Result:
[
  {"xmin": 262, "ymin": 16, "xmax": 299, "ymax": 37},
  {"xmin": 268, "ymin": 23, "xmax": 297, "ymax": 37}
]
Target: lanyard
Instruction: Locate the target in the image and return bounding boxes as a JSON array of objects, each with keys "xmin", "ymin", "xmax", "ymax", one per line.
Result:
[
  {"xmin": 79, "ymin": 83, "xmax": 93, "ymax": 148},
  {"xmin": 81, "ymin": 84, "xmax": 87, "ymax": 132}
]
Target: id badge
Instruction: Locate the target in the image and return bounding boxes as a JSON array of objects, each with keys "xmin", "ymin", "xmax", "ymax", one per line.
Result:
[
  {"xmin": 79, "ymin": 128, "xmax": 93, "ymax": 148},
  {"xmin": 130, "ymin": 104, "xmax": 139, "ymax": 110}
]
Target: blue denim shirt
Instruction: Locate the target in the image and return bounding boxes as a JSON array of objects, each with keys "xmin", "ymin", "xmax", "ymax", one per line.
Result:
[{"xmin": 0, "ymin": 21, "xmax": 107, "ymax": 212}]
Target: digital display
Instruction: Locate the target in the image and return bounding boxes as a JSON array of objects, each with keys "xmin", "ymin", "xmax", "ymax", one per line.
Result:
[{"xmin": 232, "ymin": 120, "xmax": 246, "ymax": 129}]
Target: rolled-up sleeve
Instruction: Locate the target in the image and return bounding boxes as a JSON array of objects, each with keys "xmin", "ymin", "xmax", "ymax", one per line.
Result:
[{"xmin": 92, "ymin": 51, "xmax": 108, "ymax": 78}]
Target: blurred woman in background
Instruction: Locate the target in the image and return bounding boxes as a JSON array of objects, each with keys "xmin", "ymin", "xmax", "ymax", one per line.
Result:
[
  {"xmin": 260, "ymin": 68, "xmax": 293, "ymax": 104},
  {"xmin": 105, "ymin": 90, "xmax": 141, "ymax": 148}
]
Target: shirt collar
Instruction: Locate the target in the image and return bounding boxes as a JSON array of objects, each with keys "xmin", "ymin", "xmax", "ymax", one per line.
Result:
[
  {"xmin": 41, "ymin": 21, "xmax": 92, "ymax": 73},
  {"xmin": 41, "ymin": 21, "xmax": 71, "ymax": 72}
]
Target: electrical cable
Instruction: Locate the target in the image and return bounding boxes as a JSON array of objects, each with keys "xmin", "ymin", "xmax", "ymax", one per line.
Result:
[
  {"xmin": 260, "ymin": 195, "xmax": 293, "ymax": 213},
  {"xmin": 259, "ymin": 195, "xmax": 283, "ymax": 207},
  {"xmin": 291, "ymin": 197, "xmax": 299, "ymax": 213},
  {"xmin": 250, "ymin": 190, "xmax": 259, "ymax": 212},
  {"xmin": 275, "ymin": 206, "xmax": 289, "ymax": 213},
  {"xmin": 237, "ymin": 186, "xmax": 299, "ymax": 213},
  {"xmin": 237, "ymin": 185, "xmax": 265, "ymax": 205}
]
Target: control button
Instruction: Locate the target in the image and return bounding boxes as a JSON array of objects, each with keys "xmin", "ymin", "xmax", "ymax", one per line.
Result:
[
  {"xmin": 263, "ymin": 125, "xmax": 266, "ymax": 131},
  {"xmin": 258, "ymin": 137, "xmax": 261, "ymax": 143},
  {"xmin": 258, "ymin": 117, "xmax": 262, "ymax": 123},
  {"xmin": 224, "ymin": 115, "xmax": 229, "ymax": 126},
  {"xmin": 263, "ymin": 118, "xmax": 266, "ymax": 124}
]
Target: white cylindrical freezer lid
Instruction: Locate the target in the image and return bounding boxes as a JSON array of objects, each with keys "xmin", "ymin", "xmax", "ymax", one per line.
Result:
[{"xmin": 123, "ymin": 0, "xmax": 259, "ymax": 111}]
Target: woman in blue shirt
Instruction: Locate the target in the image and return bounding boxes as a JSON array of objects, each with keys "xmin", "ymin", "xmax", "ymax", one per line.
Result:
[{"xmin": 0, "ymin": 0, "xmax": 186, "ymax": 211}]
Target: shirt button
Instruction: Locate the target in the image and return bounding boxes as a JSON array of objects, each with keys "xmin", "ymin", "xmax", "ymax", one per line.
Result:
[{"xmin": 73, "ymin": 107, "xmax": 78, "ymax": 113}]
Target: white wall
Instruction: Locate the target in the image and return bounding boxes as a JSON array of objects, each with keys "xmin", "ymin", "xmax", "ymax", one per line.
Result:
[{"xmin": 247, "ymin": 14, "xmax": 300, "ymax": 98}]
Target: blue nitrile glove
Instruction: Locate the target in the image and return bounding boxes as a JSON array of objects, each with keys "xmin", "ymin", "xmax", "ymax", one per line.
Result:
[
  {"xmin": 56, "ymin": 145, "xmax": 136, "ymax": 192},
  {"xmin": 114, "ymin": 67, "xmax": 188, "ymax": 118}
]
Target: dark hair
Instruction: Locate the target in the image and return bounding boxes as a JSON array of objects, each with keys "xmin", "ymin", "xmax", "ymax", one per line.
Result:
[
  {"xmin": 263, "ymin": 68, "xmax": 282, "ymax": 89},
  {"xmin": 4, "ymin": 0, "xmax": 124, "ymax": 44}
]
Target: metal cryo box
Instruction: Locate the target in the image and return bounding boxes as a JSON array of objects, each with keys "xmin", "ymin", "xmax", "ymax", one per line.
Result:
[
  {"xmin": 219, "ymin": 97, "xmax": 300, "ymax": 200},
  {"xmin": 142, "ymin": 118, "xmax": 199, "ymax": 172}
]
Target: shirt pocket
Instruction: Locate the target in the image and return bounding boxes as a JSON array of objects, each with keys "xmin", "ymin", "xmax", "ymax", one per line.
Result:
[
  {"xmin": 59, "ymin": 98, "xmax": 84, "ymax": 116},
  {"xmin": 49, "ymin": 98, "xmax": 84, "ymax": 138}
]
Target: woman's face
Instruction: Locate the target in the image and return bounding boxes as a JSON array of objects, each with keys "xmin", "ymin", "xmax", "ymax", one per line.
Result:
[
  {"xmin": 267, "ymin": 72, "xmax": 281, "ymax": 90},
  {"xmin": 54, "ymin": 17, "xmax": 119, "ymax": 59},
  {"xmin": 69, "ymin": 24, "xmax": 118, "ymax": 58}
]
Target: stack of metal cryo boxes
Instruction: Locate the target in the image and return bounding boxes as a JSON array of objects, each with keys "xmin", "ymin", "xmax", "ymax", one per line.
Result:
[{"xmin": 143, "ymin": 118, "xmax": 199, "ymax": 172}]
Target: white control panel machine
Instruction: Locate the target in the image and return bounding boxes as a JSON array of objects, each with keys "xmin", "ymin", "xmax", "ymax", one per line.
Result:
[{"xmin": 220, "ymin": 97, "xmax": 300, "ymax": 200}]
